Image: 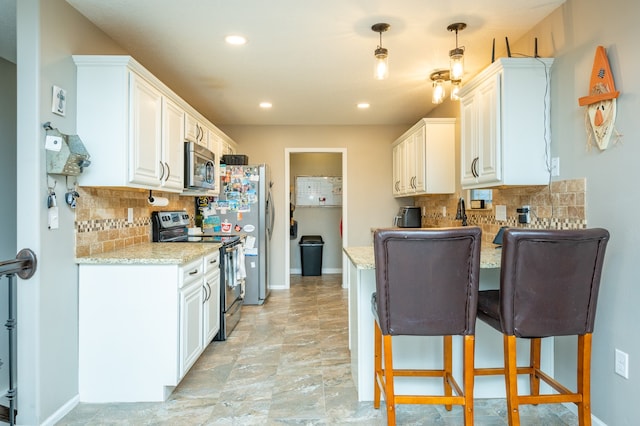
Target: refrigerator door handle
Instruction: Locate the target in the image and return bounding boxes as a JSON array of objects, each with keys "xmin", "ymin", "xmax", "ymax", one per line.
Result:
[{"xmin": 266, "ymin": 189, "xmax": 275, "ymax": 240}]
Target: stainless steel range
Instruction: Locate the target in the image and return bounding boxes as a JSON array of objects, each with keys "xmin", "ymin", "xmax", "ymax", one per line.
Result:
[{"xmin": 151, "ymin": 210, "xmax": 244, "ymax": 341}]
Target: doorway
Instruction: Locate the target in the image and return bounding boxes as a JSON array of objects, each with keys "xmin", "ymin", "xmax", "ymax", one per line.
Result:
[{"xmin": 284, "ymin": 148, "xmax": 347, "ymax": 290}]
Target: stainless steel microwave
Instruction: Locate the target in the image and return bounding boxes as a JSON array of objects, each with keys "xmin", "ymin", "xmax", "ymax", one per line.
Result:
[{"xmin": 184, "ymin": 141, "xmax": 216, "ymax": 191}]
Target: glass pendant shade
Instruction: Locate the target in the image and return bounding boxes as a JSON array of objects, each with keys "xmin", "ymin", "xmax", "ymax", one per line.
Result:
[
  {"xmin": 432, "ymin": 79, "xmax": 445, "ymax": 104},
  {"xmin": 374, "ymin": 48, "xmax": 389, "ymax": 80},
  {"xmin": 449, "ymin": 48, "xmax": 464, "ymax": 82},
  {"xmin": 450, "ymin": 81, "xmax": 461, "ymax": 101}
]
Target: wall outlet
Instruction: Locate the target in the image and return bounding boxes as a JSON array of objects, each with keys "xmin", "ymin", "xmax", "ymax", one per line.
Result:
[
  {"xmin": 495, "ymin": 205, "xmax": 507, "ymax": 221},
  {"xmin": 551, "ymin": 157, "xmax": 560, "ymax": 177},
  {"xmin": 442, "ymin": 206, "xmax": 447, "ymax": 217},
  {"xmin": 127, "ymin": 207, "xmax": 134, "ymax": 224},
  {"xmin": 615, "ymin": 349, "xmax": 629, "ymax": 379}
]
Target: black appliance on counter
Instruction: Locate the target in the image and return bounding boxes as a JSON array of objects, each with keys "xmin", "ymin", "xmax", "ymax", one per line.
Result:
[
  {"xmin": 151, "ymin": 210, "xmax": 243, "ymax": 341},
  {"xmin": 394, "ymin": 206, "xmax": 422, "ymax": 228}
]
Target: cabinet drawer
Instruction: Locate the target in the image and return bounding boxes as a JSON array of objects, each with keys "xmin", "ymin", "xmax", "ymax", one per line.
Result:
[
  {"xmin": 180, "ymin": 258, "xmax": 203, "ymax": 288},
  {"xmin": 204, "ymin": 250, "xmax": 221, "ymax": 274}
]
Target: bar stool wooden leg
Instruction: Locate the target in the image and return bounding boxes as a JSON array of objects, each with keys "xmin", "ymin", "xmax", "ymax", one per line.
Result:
[
  {"xmin": 444, "ymin": 335, "xmax": 453, "ymax": 411},
  {"xmin": 504, "ymin": 335, "xmax": 521, "ymax": 426},
  {"xmin": 530, "ymin": 338, "xmax": 541, "ymax": 398},
  {"xmin": 374, "ymin": 321, "xmax": 382, "ymax": 409},
  {"xmin": 383, "ymin": 334, "xmax": 396, "ymax": 425},
  {"xmin": 463, "ymin": 335, "xmax": 475, "ymax": 426},
  {"xmin": 577, "ymin": 333, "xmax": 593, "ymax": 426}
]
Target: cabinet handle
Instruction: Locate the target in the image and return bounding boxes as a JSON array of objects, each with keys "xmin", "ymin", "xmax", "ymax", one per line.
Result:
[
  {"xmin": 209, "ymin": 258, "xmax": 218, "ymax": 265},
  {"xmin": 164, "ymin": 162, "xmax": 171, "ymax": 182},
  {"xmin": 189, "ymin": 268, "xmax": 199, "ymax": 275},
  {"xmin": 159, "ymin": 161, "xmax": 165, "ymax": 181},
  {"xmin": 471, "ymin": 157, "xmax": 479, "ymax": 178}
]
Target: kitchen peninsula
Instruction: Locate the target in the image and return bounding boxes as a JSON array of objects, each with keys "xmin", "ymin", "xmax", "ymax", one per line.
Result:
[{"xmin": 344, "ymin": 243, "xmax": 554, "ymax": 401}]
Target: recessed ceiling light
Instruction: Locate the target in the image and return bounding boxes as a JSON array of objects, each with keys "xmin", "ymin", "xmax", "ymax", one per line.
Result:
[
  {"xmin": 357, "ymin": 103, "xmax": 370, "ymax": 109},
  {"xmin": 225, "ymin": 35, "xmax": 247, "ymax": 45},
  {"xmin": 259, "ymin": 102, "xmax": 272, "ymax": 109}
]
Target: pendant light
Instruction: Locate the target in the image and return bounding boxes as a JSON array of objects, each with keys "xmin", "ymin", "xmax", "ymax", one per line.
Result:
[
  {"xmin": 430, "ymin": 70, "xmax": 448, "ymax": 104},
  {"xmin": 371, "ymin": 23, "xmax": 390, "ymax": 80},
  {"xmin": 447, "ymin": 22, "xmax": 467, "ymax": 82}
]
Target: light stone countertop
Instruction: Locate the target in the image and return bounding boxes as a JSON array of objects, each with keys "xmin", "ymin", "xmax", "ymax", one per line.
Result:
[
  {"xmin": 344, "ymin": 244, "xmax": 501, "ymax": 270},
  {"xmin": 76, "ymin": 242, "xmax": 222, "ymax": 265}
]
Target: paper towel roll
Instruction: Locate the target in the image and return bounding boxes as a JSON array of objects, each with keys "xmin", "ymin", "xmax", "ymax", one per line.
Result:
[{"xmin": 147, "ymin": 196, "xmax": 169, "ymax": 207}]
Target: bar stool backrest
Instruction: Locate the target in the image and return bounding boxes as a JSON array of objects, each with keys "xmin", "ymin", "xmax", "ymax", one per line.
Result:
[
  {"xmin": 499, "ymin": 228, "xmax": 610, "ymax": 338},
  {"xmin": 373, "ymin": 227, "xmax": 482, "ymax": 336}
]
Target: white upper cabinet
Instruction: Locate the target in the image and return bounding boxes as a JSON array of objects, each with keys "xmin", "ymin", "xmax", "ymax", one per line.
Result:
[
  {"xmin": 74, "ymin": 55, "xmax": 235, "ymax": 193},
  {"xmin": 161, "ymin": 97, "xmax": 186, "ymax": 191},
  {"xmin": 128, "ymin": 73, "xmax": 184, "ymax": 191},
  {"xmin": 184, "ymin": 112, "xmax": 208, "ymax": 148},
  {"xmin": 459, "ymin": 58, "xmax": 554, "ymax": 189},
  {"xmin": 392, "ymin": 118, "xmax": 455, "ymax": 197},
  {"xmin": 128, "ymin": 73, "xmax": 163, "ymax": 187}
]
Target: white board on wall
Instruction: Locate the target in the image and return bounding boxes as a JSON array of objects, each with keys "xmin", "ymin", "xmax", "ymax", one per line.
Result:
[{"xmin": 295, "ymin": 176, "xmax": 342, "ymax": 207}]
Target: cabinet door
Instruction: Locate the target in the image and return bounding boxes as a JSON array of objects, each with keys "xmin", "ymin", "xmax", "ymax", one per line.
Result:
[
  {"xmin": 476, "ymin": 74, "xmax": 501, "ymax": 183},
  {"xmin": 129, "ymin": 73, "xmax": 163, "ymax": 186},
  {"xmin": 162, "ymin": 98, "xmax": 185, "ymax": 190},
  {"xmin": 204, "ymin": 269, "xmax": 221, "ymax": 344},
  {"xmin": 460, "ymin": 93, "xmax": 479, "ymax": 185},
  {"xmin": 179, "ymin": 279, "xmax": 204, "ymax": 377},
  {"xmin": 185, "ymin": 113, "xmax": 207, "ymax": 146},
  {"xmin": 409, "ymin": 126, "xmax": 426, "ymax": 193},
  {"xmin": 392, "ymin": 141, "xmax": 406, "ymax": 196}
]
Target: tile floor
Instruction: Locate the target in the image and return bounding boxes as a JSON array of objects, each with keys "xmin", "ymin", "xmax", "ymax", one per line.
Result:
[{"xmin": 58, "ymin": 274, "xmax": 579, "ymax": 425}]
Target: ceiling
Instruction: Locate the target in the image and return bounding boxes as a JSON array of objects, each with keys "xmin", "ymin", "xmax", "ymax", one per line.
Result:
[{"xmin": 3, "ymin": 1, "xmax": 565, "ymax": 126}]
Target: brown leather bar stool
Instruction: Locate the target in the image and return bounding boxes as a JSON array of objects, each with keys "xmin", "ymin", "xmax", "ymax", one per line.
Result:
[
  {"xmin": 475, "ymin": 228, "xmax": 609, "ymax": 426},
  {"xmin": 372, "ymin": 227, "xmax": 482, "ymax": 426}
]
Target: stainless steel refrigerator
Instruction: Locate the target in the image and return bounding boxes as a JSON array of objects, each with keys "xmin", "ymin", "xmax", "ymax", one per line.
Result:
[{"xmin": 198, "ymin": 164, "xmax": 274, "ymax": 305}]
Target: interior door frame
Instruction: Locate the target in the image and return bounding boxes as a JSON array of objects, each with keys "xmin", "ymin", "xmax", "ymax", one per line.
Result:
[{"xmin": 284, "ymin": 148, "xmax": 347, "ymax": 289}]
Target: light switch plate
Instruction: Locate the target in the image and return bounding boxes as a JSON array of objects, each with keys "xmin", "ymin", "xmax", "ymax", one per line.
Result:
[{"xmin": 495, "ymin": 205, "xmax": 507, "ymax": 221}]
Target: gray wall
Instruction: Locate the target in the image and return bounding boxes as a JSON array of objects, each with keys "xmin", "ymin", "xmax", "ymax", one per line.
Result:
[
  {"xmin": 509, "ymin": 1, "xmax": 639, "ymax": 424},
  {"xmin": 16, "ymin": 0, "xmax": 126, "ymax": 423},
  {"xmin": 0, "ymin": 56, "xmax": 16, "ymax": 399},
  {"xmin": 290, "ymin": 152, "xmax": 342, "ymax": 274}
]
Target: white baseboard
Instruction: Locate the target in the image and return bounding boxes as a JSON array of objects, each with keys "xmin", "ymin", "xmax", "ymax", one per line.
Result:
[
  {"xmin": 289, "ymin": 268, "xmax": 342, "ymax": 275},
  {"xmin": 41, "ymin": 394, "xmax": 80, "ymax": 426},
  {"xmin": 562, "ymin": 403, "xmax": 607, "ymax": 426}
]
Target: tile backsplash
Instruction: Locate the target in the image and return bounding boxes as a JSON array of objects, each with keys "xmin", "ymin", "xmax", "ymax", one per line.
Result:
[
  {"xmin": 74, "ymin": 187, "xmax": 194, "ymax": 257},
  {"xmin": 414, "ymin": 178, "xmax": 587, "ymax": 245},
  {"xmin": 75, "ymin": 178, "xmax": 587, "ymax": 255}
]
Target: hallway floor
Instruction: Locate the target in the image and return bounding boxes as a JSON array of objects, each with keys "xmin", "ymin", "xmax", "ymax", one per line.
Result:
[{"xmin": 58, "ymin": 274, "xmax": 579, "ymax": 425}]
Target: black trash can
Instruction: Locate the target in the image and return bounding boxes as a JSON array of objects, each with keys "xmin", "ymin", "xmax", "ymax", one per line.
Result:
[{"xmin": 299, "ymin": 235, "xmax": 324, "ymax": 276}]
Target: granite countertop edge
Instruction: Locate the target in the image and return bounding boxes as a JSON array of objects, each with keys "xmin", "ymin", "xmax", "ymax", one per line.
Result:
[
  {"xmin": 344, "ymin": 245, "xmax": 501, "ymax": 270},
  {"xmin": 76, "ymin": 242, "xmax": 223, "ymax": 265}
]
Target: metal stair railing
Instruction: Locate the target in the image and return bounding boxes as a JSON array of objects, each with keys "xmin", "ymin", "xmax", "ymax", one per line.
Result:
[{"xmin": 0, "ymin": 249, "xmax": 37, "ymax": 426}]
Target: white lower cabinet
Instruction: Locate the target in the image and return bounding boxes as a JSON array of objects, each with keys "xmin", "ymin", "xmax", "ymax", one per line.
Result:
[
  {"xmin": 179, "ymin": 259, "xmax": 205, "ymax": 378},
  {"xmin": 203, "ymin": 251, "xmax": 221, "ymax": 344},
  {"xmin": 78, "ymin": 249, "xmax": 221, "ymax": 402}
]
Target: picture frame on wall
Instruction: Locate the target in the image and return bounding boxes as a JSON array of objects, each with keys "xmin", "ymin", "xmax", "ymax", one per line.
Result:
[{"xmin": 52, "ymin": 85, "xmax": 66, "ymax": 116}]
